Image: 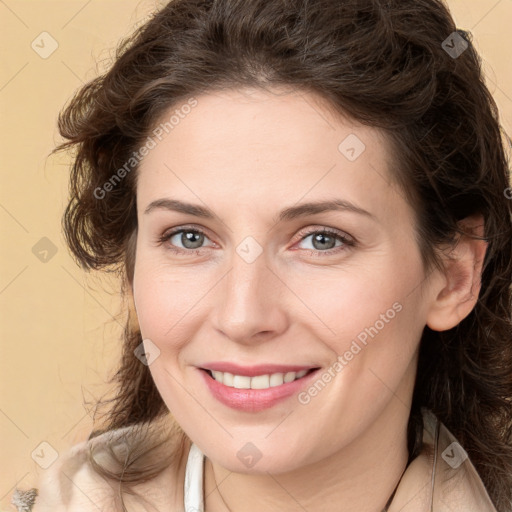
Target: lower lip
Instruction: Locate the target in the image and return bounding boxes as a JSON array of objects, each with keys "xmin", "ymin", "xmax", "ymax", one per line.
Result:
[{"xmin": 199, "ymin": 368, "xmax": 320, "ymax": 412}]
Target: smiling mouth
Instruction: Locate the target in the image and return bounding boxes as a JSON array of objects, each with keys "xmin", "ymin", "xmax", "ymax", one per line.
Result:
[{"xmin": 202, "ymin": 368, "xmax": 319, "ymax": 390}]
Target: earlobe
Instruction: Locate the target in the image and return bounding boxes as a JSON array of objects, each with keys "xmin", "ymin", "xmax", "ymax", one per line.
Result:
[
  {"xmin": 426, "ymin": 215, "xmax": 487, "ymax": 332},
  {"xmin": 126, "ymin": 281, "xmax": 141, "ymax": 331}
]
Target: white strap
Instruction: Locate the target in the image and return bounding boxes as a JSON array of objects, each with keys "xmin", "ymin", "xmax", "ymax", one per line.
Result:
[{"xmin": 184, "ymin": 443, "xmax": 205, "ymax": 512}]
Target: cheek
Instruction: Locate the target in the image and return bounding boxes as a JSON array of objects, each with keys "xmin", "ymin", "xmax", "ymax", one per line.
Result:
[
  {"xmin": 293, "ymin": 263, "xmax": 412, "ymax": 339},
  {"xmin": 132, "ymin": 262, "xmax": 198, "ymax": 405},
  {"xmin": 132, "ymin": 269, "xmax": 174, "ymax": 339},
  {"xmin": 132, "ymin": 254, "xmax": 202, "ymax": 340},
  {"xmin": 291, "ymin": 252, "xmax": 425, "ymax": 380}
]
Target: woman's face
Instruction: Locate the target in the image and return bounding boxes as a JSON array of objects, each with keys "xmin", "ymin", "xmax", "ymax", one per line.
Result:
[{"xmin": 132, "ymin": 86, "xmax": 437, "ymax": 473}]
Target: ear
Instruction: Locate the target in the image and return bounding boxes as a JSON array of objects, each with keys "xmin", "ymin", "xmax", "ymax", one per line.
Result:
[
  {"xmin": 426, "ymin": 214, "xmax": 487, "ymax": 332},
  {"xmin": 124, "ymin": 277, "xmax": 141, "ymax": 331}
]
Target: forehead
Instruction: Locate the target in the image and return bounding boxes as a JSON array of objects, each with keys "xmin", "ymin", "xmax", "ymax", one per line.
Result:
[
  {"xmin": 136, "ymin": 86, "xmax": 406, "ymax": 223},
  {"xmin": 144, "ymin": 86, "xmax": 388, "ymax": 164}
]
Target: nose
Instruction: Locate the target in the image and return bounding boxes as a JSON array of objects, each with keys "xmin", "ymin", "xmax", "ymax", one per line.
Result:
[{"xmin": 210, "ymin": 244, "xmax": 289, "ymax": 345}]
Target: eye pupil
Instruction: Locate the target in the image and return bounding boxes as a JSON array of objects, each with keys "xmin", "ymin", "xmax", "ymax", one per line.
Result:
[
  {"xmin": 182, "ymin": 231, "xmax": 204, "ymax": 249},
  {"xmin": 313, "ymin": 233, "xmax": 336, "ymax": 250}
]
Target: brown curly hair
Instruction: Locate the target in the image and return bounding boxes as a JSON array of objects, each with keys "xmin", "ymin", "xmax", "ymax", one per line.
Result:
[{"xmin": 52, "ymin": 0, "xmax": 512, "ymax": 510}]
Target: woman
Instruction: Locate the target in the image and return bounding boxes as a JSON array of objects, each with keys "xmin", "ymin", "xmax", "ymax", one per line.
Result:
[{"xmin": 13, "ymin": 0, "xmax": 512, "ymax": 510}]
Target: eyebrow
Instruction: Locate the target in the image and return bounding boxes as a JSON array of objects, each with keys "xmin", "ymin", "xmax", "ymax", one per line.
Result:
[{"xmin": 144, "ymin": 198, "xmax": 375, "ymax": 222}]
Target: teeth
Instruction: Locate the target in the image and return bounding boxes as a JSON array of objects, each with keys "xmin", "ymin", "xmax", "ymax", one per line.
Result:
[
  {"xmin": 209, "ymin": 369, "xmax": 311, "ymax": 389},
  {"xmin": 284, "ymin": 371, "xmax": 296, "ymax": 383},
  {"xmin": 222, "ymin": 371, "xmax": 234, "ymax": 386},
  {"xmin": 233, "ymin": 375, "xmax": 251, "ymax": 389},
  {"xmin": 250, "ymin": 374, "xmax": 270, "ymax": 389},
  {"xmin": 269, "ymin": 373, "xmax": 284, "ymax": 387}
]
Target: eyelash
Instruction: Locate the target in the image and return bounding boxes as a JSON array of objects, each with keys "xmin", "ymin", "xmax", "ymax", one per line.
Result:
[{"xmin": 157, "ymin": 225, "xmax": 355, "ymax": 258}]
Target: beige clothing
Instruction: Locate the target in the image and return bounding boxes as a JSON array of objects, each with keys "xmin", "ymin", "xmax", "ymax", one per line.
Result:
[
  {"xmin": 13, "ymin": 409, "xmax": 497, "ymax": 511},
  {"xmin": 388, "ymin": 409, "xmax": 497, "ymax": 512}
]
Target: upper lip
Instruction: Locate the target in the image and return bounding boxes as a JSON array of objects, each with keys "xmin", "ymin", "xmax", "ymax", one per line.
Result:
[{"xmin": 200, "ymin": 362, "xmax": 320, "ymax": 377}]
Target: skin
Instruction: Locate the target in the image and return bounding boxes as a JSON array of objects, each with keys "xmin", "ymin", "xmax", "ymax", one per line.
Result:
[{"xmin": 131, "ymin": 86, "xmax": 486, "ymax": 512}]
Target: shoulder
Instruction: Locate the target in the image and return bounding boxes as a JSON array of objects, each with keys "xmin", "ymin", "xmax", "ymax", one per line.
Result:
[
  {"xmin": 389, "ymin": 409, "xmax": 498, "ymax": 512},
  {"xmin": 25, "ymin": 423, "xmax": 190, "ymax": 512},
  {"xmin": 432, "ymin": 411, "xmax": 498, "ymax": 512},
  {"xmin": 32, "ymin": 435, "xmax": 116, "ymax": 511}
]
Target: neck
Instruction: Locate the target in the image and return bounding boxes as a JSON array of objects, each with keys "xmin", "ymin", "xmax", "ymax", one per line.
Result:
[{"xmin": 203, "ymin": 400, "xmax": 411, "ymax": 512}]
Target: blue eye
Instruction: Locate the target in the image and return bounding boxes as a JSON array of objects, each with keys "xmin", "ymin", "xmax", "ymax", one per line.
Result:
[
  {"xmin": 159, "ymin": 227, "xmax": 214, "ymax": 253},
  {"xmin": 158, "ymin": 226, "xmax": 355, "ymax": 257},
  {"xmin": 295, "ymin": 228, "xmax": 354, "ymax": 256}
]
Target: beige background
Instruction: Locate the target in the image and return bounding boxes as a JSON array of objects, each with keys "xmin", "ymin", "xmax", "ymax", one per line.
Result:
[{"xmin": 0, "ymin": 0, "xmax": 511, "ymax": 508}]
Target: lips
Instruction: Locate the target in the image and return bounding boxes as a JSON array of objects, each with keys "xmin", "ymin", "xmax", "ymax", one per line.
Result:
[{"xmin": 198, "ymin": 362, "xmax": 321, "ymax": 412}]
